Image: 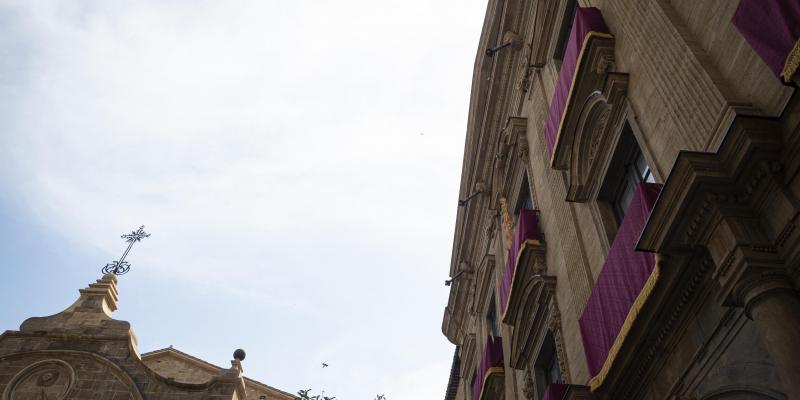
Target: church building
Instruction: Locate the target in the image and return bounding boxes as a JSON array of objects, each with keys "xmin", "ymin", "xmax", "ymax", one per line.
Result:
[
  {"xmin": 442, "ymin": 0, "xmax": 800, "ymax": 399},
  {"xmin": 0, "ymin": 274, "xmax": 294, "ymax": 400}
]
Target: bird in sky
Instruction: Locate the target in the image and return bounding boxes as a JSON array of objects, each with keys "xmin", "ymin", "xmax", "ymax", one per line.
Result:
[{"xmin": 321, "ymin": 363, "xmax": 328, "ymax": 368}]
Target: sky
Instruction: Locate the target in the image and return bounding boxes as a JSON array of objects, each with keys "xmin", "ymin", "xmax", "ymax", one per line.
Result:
[{"xmin": 0, "ymin": 1, "xmax": 486, "ymax": 399}]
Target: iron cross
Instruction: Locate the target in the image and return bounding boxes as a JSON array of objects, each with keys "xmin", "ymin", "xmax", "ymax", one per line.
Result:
[{"xmin": 102, "ymin": 225, "xmax": 150, "ymax": 275}]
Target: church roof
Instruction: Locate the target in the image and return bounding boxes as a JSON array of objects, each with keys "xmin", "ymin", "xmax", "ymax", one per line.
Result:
[{"xmin": 141, "ymin": 346, "xmax": 294, "ymax": 399}]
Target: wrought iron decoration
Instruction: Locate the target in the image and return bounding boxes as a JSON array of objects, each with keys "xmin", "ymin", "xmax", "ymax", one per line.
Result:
[{"xmin": 102, "ymin": 225, "xmax": 150, "ymax": 275}]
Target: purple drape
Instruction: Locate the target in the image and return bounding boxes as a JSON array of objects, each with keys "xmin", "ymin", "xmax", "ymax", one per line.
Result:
[
  {"xmin": 473, "ymin": 336, "xmax": 504, "ymax": 400},
  {"xmin": 500, "ymin": 209, "xmax": 543, "ymax": 314},
  {"xmin": 544, "ymin": 7, "xmax": 609, "ymax": 156},
  {"xmin": 579, "ymin": 183, "xmax": 661, "ymax": 377},
  {"xmin": 732, "ymin": 0, "xmax": 800, "ymax": 80},
  {"xmin": 542, "ymin": 383, "xmax": 568, "ymax": 400}
]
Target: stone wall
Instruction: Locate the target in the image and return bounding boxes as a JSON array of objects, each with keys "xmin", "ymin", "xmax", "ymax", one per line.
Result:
[
  {"xmin": 0, "ymin": 274, "xmax": 250, "ymax": 400},
  {"xmin": 443, "ymin": 0, "xmax": 800, "ymax": 398}
]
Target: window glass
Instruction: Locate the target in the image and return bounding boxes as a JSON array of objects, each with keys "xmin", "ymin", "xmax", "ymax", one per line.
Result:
[
  {"xmin": 553, "ymin": 0, "xmax": 578, "ymax": 63},
  {"xmin": 533, "ymin": 331, "xmax": 563, "ymax": 395},
  {"xmin": 487, "ymin": 297, "xmax": 500, "ymax": 338},
  {"xmin": 516, "ymin": 174, "xmax": 535, "ymax": 218},
  {"xmin": 599, "ymin": 123, "xmax": 653, "ymax": 225}
]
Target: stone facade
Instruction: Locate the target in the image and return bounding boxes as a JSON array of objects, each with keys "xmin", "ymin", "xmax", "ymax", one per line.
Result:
[
  {"xmin": 0, "ymin": 274, "xmax": 293, "ymax": 400},
  {"xmin": 442, "ymin": 1, "xmax": 800, "ymax": 400},
  {"xmin": 142, "ymin": 348, "xmax": 293, "ymax": 400}
]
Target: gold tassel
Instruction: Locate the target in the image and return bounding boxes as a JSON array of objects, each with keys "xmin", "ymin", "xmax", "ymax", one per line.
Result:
[
  {"xmin": 781, "ymin": 38, "xmax": 800, "ymax": 83},
  {"xmin": 588, "ymin": 256, "xmax": 663, "ymax": 391}
]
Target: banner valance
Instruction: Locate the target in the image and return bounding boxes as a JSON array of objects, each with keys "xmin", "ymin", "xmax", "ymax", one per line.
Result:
[
  {"xmin": 578, "ymin": 182, "xmax": 661, "ymax": 389},
  {"xmin": 544, "ymin": 7, "xmax": 609, "ymax": 156},
  {"xmin": 733, "ymin": 0, "xmax": 800, "ymax": 83},
  {"xmin": 473, "ymin": 336, "xmax": 504, "ymax": 400}
]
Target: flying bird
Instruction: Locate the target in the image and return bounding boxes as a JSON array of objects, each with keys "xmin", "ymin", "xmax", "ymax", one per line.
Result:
[{"xmin": 321, "ymin": 363, "xmax": 328, "ymax": 368}]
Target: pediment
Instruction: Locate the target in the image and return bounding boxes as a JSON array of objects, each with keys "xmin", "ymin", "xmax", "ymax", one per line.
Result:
[
  {"xmin": 508, "ymin": 274, "xmax": 557, "ymax": 369},
  {"xmin": 491, "ymin": 117, "xmax": 529, "ymax": 209},
  {"xmin": 549, "ymin": 34, "xmax": 629, "ymax": 202}
]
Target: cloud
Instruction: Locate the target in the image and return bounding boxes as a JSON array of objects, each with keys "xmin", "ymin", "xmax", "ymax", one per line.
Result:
[{"xmin": 0, "ymin": 0, "xmax": 485, "ymax": 398}]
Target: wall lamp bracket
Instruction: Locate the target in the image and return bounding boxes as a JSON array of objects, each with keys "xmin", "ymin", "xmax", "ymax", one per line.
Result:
[
  {"xmin": 458, "ymin": 191, "xmax": 482, "ymax": 207},
  {"xmin": 445, "ymin": 269, "xmax": 469, "ymax": 286},
  {"xmin": 458, "ymin": 181, "xmax": 487, "ymax": 207},
  {"xmin": 485, "ymin": 42, "xmax": 513, "ymax": 57}
]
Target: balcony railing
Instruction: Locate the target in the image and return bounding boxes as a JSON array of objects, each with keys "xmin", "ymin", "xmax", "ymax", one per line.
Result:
[
  {"xmin": 579, "ymin": 182, "xmax": 661, "ymax": 385},
  {"xmin": 500, "ymin": 209, "xmax": 544, "ymax": 317},
  {"xmin": 473, "ymin": 336, "xmax": 504, "ymax": 400}
]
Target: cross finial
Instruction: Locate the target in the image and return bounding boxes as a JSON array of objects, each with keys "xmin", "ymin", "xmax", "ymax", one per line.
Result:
[{"xmin": 102, "ymin": 225, "xmax": 150, "ymax": 275}]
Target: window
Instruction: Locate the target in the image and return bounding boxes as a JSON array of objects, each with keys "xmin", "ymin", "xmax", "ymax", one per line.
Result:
[
  {"xmin": 552, "ymin": 0, "xmax": 578, "ymax": 65},
  {"xmin": 598, "ymin": 123, "xmax": 654, "ymax": 225},
  {"xmin": 487, "ymin": 297, "xmax": 500, "ymax": 338},
  {"xmin": 515, "ymin": 174, "xmax": 535, "ymax": 218},
  {"xmin": 532, "ymin": 331, "xmax": 563, "ymax": 396}
]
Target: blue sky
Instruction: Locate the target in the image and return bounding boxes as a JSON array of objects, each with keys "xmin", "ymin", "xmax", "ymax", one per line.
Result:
[{"xmin": 0, "ymin": 1, "xmax": 485, "ymax": 398}]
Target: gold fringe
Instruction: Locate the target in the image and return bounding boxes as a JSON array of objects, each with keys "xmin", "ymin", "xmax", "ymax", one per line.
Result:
[
  {"xmin": 549, "ymin": 31, "xmax": 614, "ymax": 167},
  {"xmin": 501, "ymin": 239, "xmax": 542, "ymax": 322},
  {"xmin": 781, "ymin": 38, "xmax": 800, "ymax": 83},
  {"xmin": 478, "ymin": 367, "xmax": 505, "ymax": 400},
  {"xmin": 588, "ymin": 262, "xmax": 662, "ymax": 391}
]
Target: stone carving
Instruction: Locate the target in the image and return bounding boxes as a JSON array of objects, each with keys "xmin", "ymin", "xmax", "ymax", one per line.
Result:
[
  {"xmin": 516, "ymin": 43, "xmax": 533, "ymax": 93},
  {"xmin": 522, "ymin": 367, "xmax": 536, "ymax": 400},
  {"xmin": 584, "ymin": 106, "xmax": 611, "ymax": 170},
  {"xmin": 500, "ymin": 197, "xmax": 515, "ymax": 254},
  {"xmin": 3, "ymin": 360, "xmax": 75, "ymax": 400},
  {"xmin": 592, "ymin": 52, "xmax": 615, "ymax": 74}
]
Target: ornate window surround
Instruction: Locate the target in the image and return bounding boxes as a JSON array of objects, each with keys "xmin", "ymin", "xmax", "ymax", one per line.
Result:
[
  {"xmin": 547, "ymin": 14, "xmax": 630, "ymax": 203},
  {"xmin": 588, "ymin": 106, "xmax": 662, "ymax": 253}
]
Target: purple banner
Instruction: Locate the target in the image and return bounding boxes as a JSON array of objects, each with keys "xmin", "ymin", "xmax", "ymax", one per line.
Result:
[
  {"xmin": 579, "ymin": 183, "xmax": 661, "ymax": 377},
  {"xmin": 500, "ymin": 209, "xmax": 543, "ymax": 314},
  {"xmin": 733, "ymin": 0, "xmax": 800, "ymax": 81},
  {"xmin": 544, "ymin": 7, "xmax": 609, "ymax": 156},
  {"xmin": 473, "ymin": 336, "xmax": 504, "ymax": 400},
  {"xmin": 542, "ymin": 383, "xmax": 568, "ymax": 400}
]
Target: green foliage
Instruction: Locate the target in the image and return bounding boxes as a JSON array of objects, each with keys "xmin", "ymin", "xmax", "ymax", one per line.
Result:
[
  {"xmin": 294, "ymin": 389, "xmax": 386, "ymax": 400},
  {"xmin": 294, "ymin": 389, "xmax": 336, "ymax": 400}
]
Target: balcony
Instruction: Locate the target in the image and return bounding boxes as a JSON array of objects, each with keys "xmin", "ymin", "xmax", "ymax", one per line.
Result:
[
  {"xmin": 499, "ymin": 209, "xmax": 545, "ymax": 319},
  {"xmin": 473, "ymin": 336, "xmax": 504, "ymax": 400},
  {"xmin": 542, "ymin": 383, "xmax": 592, "ymax": 400},
  {"xmin": 543, "ymin": 7, "xmax": 630, "ymax": 202},
  {"xmin": 579, "ymin": 182, "xmax": 661, "ymax": 389}
]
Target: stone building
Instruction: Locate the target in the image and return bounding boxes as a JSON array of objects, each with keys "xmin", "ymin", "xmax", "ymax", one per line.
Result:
[
  {"xmin": 0, "ymin": 274, "xmax": 294, "ymax": 400},
  {"xmin": 441, "ymin": 0, "xmax": 800, "ymax": 399}
]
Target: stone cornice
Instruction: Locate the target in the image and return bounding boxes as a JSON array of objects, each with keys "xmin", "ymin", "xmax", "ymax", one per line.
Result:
[
  {"xmin": 446, "ymin": 0, "xmax": 531, "ymax": 345},
  {"xmin": 142, "ymin": 347, "xmax": 294, "ymax": 399},
  {"xmin": 603, "ymin": 116, "xmax": 795, "ymax": 398},
  {"xmin": 638, "ymin": 116, "xmax": 783, "ymax": 254}
]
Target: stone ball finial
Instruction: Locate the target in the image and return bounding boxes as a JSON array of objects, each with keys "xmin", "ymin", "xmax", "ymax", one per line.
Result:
[{"xmin": 233, "ymin": 349, "xmax": 246, "ymax": 361}]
